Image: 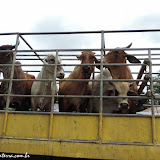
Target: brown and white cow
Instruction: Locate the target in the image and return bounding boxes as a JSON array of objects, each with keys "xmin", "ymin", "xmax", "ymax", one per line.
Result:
[
  {"xmin": 0, "ymin": 61, "xmax": 35, "ymax": 110},
  {"xmin": 0, "ymin": 45, "xmax": 15, "ymax": 110},
  {"xmin": 88, "ymin": 68, "xmax": 136, "ymax": 113},
  {"xmin": 31, "ymin": 53, "xmax": 65, "ymax": 112},
  {"xmin": 103, "ymin": 43, "xmax": 141, "ymax": 113},
  {"xmin": 58, "ymin": 51, "xmax": 99, "ymax": 112},
  {"xmin": 0, "ymin": 45, "xmax": 15, "ymax": 65},
  {"xmin": 0, "ymin": 44, "xmax": 35, "ymax": 110},
  {"xmin": 0, "ymin": 45, "xmax": 16, "ymax": 93}
]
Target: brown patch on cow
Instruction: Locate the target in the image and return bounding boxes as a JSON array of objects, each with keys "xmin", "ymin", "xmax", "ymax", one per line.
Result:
[
  {"xmin": 103, "ymin": 47, "xmax": 141, "ymax": 113},
  {"xmin": 0, "ymin": 61, "xmax": 35, "ymax": 110},
  {"xmin": 58, "ymin": 51, "xmax": 98, "ymax": 112},
  {"xmin": 0, "ymin": 45, "xmax": 15, "ymax": 64}
]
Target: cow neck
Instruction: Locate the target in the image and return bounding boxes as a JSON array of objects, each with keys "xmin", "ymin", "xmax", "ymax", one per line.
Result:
[
  {"xmin": 109, "ymin": 66, "xmax": 138, "ymax": 92},
  {"xmin": 42, "ymin": 66, "xmax": 54, "ymax": 79},
  {"xmin": 68, "ymin": 66, "xmax": 91, "ymax": 80},
  {"xmin": 2, "ymin": 66, "xmax": 12, "ymax": 79},
  {"xmin": 108, "ymin": 66, "xmax": 127, "ymax": 79}
]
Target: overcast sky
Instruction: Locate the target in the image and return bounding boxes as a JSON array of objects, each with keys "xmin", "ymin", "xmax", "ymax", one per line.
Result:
[
  {"xmin": 0, "ymin": 0, "xmax": 160, "ymax": 77},
  {"xmin": 1, "ymin": 0, "xmax": 160, "ymax": 32},
  {"xmin": 1, "ymin": 0, "xmax": 160, "ymax": 43},
  {"xmin": 0, "ymin": 0, "xmax": 160, "ymax": 47}
]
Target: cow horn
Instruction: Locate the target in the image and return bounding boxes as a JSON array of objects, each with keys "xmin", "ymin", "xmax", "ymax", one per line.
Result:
[
  {"xmin": 11, "ymin": 45, "xmax": 16, "ymax": 49},
  {"xmin": 126, "ymin": 43, "xmax": 132, "ymax": 48}
]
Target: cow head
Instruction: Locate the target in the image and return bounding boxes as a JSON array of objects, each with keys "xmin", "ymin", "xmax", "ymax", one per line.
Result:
[
  {"xmin": 44, "ymin": 53, "xmax": 65, "ymax": 79},
  {"xmin": 77, "ymin": 51, "xmax": 99, "ymax": 74},
  {"xmin": 109, "ymin": 81, "xmax": 137, "ymax": 113},
  {"xmin": 103, "ymin": 43, "xmax": 141, "ymax": 64},
  {"xmin": 0, "ymin": 45, "xmax": 16, "ymax": 65}
]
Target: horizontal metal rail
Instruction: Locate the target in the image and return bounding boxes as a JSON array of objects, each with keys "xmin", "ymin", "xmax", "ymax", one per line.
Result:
[
  {"xmin": 0, "ymin": 136, "xmax": 155, "ymax": 146},
  {"xmin": 3, "ymin": 70, "xmax": 156, "ymax": 76},
  {"xmin": 14, "ymin": 58, "xmax": 160, "ymax": 61},
  {"xmin": 0, "ymin": 78, "xmax": 150, "ymax": 82},
  {"xmin": 0, "ymin": 63, "xmax": 148, "ymax": 67},
  {"xmin": 0, "ymin": 94, "xmax": 150, "ymax": 99},
  {"xmin": 1, "ymin": 48, "xmax": 160, "ymax": 53},
  {"xmin": 0, "ymin": 110, "xmax": 159, "ymax": 117},
  {"xmin": 9, "ymin": 70, "xmax": 158, "ymax": 75},
  {"xmin": 15, "ymin": 53, "xmax": 160, "ymax": 57},
  {"xmin": 0, "ymin": 29, "xmax": 160, "ymax": 35}
]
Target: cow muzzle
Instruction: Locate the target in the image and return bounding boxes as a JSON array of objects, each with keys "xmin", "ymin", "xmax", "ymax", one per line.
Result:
[
  {"xmin": 57, "ymin": 73, "xmax": 65, "ymax": 79},
  {"xmin": 120, "ymin": 102, "xmax": 129, "ymax": 109},
  {"xmin": 119, "ymin": 102, "xmax": 129, "ymax": 114},
  {"xmin": 82, "ymin": 66, "xmax": 91, "ymax": 73}
]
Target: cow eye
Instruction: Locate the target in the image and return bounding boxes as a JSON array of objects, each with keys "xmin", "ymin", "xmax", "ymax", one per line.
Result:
[
  {"xmin": 115, "ymin": 90, "xmax": 119, "ymax": 96},
  {"xmin": 127, "ymin": 91, "xmax": 131, "ymax": 96},
  {"xmin": 114, "ymin": 51, "xmax": 119, "ymax": 55},
  {"xmin": 50, "ymin": 58, "xmax": 55, "ymax": 61}
]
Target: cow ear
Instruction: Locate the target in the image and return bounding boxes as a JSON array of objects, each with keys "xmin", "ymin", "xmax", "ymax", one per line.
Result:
[
  {"xmin": 76, "ymin": 55, "xmax": 82, "ymax": 60},
  {"xmin": 126, "ymin": 54, "xmax": 141, "ymax": 63},
  {"xmin": 11, "ymin": 45, "xmax": 16, "ymax": 50},
  {"xmin": 127, "ymin": 90, "xmax": 138, "ymax": 96}
]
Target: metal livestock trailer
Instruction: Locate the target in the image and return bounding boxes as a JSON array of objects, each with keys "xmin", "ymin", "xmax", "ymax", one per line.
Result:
[{"xmin": 0, "ymin": 30, "xmax": 160, "ymax": 159}]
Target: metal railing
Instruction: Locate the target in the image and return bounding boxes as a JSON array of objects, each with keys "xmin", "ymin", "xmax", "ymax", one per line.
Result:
[{"xmin": 0, "ymin": 30, "xmax": 160, "ymax": 146}]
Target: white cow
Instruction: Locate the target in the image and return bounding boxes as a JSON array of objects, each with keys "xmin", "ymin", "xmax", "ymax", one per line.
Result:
[
  {"xmin": 88, "ymin": 69, "xmax": 135, "ymax": 113},
  {"xmin": 31, "ymin": 54, "xmax": 64, "ymax": 112}
]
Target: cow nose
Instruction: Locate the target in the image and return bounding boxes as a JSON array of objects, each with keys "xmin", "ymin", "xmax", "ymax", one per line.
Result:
[
  {"xmin": 82, "ymin": 66, "xmax": 90, "ymax": 71},
  {"xmin": 60, "ymin": 73, "xmax": 64, "ymax": 76},
  {"xmin": 120, "ymin": 103, "xmax": 129, "ymax": 109},
  {"xmin": 57, "ymin": 73, "xmax": 65, "ymax": 79},
  {"xmin": 60, "ymin": 73, "xmax": 65, "ymax": 78}
]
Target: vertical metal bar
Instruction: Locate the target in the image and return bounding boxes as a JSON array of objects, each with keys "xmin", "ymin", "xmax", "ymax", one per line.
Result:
[
  {"xmin": 100, "ymin": 31, "xmax": 105, "ymax": 113},
  {"xmin": 98, "ymin": 31, "xmax": 104, "ymax": 143},
  {"xmin": 148, "ymin": 49, "xmax": 156, "ymax": 146},
  {"xmin": 48, "ymin": 51, "xmax": 58, "ymax": 140},
  {"xmin": 2, "ymin": 34, "xmax": 20, "ymax": 137}
]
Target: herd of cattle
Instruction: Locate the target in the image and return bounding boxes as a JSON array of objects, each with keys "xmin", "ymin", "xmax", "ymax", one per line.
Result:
[{"xmin": 0, "ymin": 43, "xmax": 146, "ymax": 114}]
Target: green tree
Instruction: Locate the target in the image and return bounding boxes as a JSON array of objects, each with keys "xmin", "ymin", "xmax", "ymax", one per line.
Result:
[{"xmin": 153, "ymin": 71, "xmax": 160, "ymax": 104}]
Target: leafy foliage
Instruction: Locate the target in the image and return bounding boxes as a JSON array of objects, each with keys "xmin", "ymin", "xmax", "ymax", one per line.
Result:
[{"xmin": 153, "ymin": 71, "xmax": 160, "ymax": 104}]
